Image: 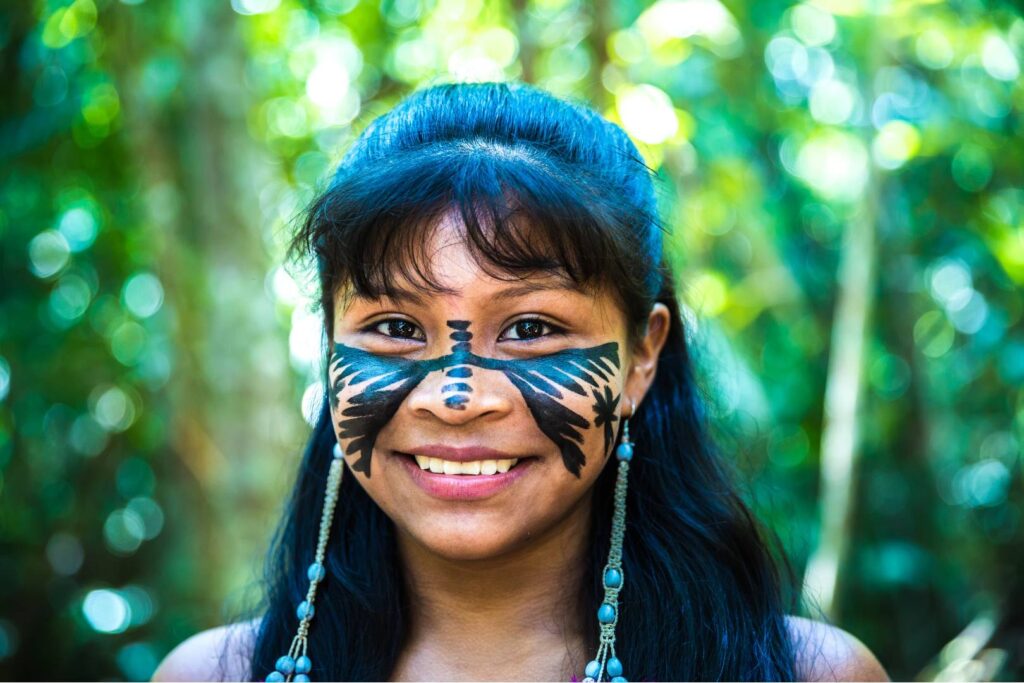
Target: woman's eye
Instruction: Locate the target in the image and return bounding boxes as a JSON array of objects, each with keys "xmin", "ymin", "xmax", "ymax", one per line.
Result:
[
  {"xmin": 372, "ymin": 319, "xmax": 425, "ymax": 341},
  {"xmin": 500, "ymin": 319, "xmax": 559, "ymax": 341}
]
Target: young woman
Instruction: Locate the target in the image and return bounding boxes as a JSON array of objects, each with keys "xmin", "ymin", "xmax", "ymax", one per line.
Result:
[{"xmin": 154, "ymin": 82, "xmax": 887, "ymax": 682}]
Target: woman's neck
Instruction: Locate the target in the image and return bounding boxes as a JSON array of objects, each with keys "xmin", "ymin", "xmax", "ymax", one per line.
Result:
[{"xmin": 391, "ymin": 495, "xmax": 594, "ymax": 681}]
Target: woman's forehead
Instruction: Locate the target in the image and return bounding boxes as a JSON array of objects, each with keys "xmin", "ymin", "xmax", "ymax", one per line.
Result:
[
  {"xmin": 334, "ymin": 212, "xmax": 598, "ymax": 308},
  {"xmin": 399, "ymin": 219, "xmax": 575, "ymax": 294}
]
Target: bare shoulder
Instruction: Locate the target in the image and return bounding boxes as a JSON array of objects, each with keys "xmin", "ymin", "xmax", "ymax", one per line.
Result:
[
  {"xmin": 787, "ymin": 616, "xmax": 889, "ymax": 682},
  {"xmin": 152, "ymin": 618, "xmax": 261, "ymax": 682}
]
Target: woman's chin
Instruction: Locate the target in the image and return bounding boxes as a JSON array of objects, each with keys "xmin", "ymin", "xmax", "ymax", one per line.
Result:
[{"xmin": 396, "ymin": 511, "xmax": 537, "ymax": 562}]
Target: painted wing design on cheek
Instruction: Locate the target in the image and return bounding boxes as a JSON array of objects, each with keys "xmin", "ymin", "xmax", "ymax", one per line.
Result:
[
  {"xmin": 329, "ymin": 344, "xmax": 430, "ymax": 476},
  {"xmin": 486, "ymin": 342, "xmax": 620, "ymax": 478},
  {"xmin": 329, "ymin": 339, "xmax": 620, "ymax": 479},
  {"xmin": 502, "ymin": 371, "xmax": 591, "ymax": 477}
]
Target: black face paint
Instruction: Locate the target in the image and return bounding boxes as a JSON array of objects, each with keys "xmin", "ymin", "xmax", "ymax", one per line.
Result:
[
  {"xmin": 443, "ymin": 395, "xmax": 470, "ymax": 410},
  {"xmin": 329, "ymin": 348, "xmax": 431, "ymax": 476},
  {"xmin": 329, "ymin": 321, "xmax": 620, "ymax": 478},
  {"xmin": 591, "ymin": 385, "xmax": 621, "ymax": 457},
  {"xmin": 443, "ymin": 321, "xmax": 474, "ymax": 410}
]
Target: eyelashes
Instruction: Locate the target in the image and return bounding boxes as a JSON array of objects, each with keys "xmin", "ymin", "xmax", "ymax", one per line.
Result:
[
  {"xmin": 363, "ymin": 317, "xmax": 566, "ymax": 343},
  {"xmin": 367, "ymin": 319, "xmax": 425, "ymax": 341},
  {"xmin": 496, "ymin": 319, "xmax": 565, "ymax": 342}
]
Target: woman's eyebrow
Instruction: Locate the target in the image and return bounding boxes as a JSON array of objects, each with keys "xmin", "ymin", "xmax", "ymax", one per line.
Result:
[
  {"xmin": 352, "ymin": 287, "xmax": 432, "ymax": 307},
  {"xmin": 491, "ymin": 281, "xmax": 583, "ymax": 302}
]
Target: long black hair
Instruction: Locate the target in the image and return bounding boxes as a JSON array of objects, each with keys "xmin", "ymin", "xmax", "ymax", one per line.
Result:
[{"xmin": 249, "ymin": 81, "xmax": 798, "ymax": 681}]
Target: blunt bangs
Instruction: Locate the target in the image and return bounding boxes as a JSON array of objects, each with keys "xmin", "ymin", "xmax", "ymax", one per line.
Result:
[{"xmin": 291, "ymin": 139, "xmax": 659, "ymax": 328}]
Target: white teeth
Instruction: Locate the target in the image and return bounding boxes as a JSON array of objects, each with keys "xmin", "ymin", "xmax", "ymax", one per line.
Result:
[{"xmin": 412, "ymin": 456, "xmax": 520, "ymax": 475}]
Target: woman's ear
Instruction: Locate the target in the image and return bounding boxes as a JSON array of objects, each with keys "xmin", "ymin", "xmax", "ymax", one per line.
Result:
[{"xmin": 623, "ymin": 303, "xmax": 671, "ymax": 415}]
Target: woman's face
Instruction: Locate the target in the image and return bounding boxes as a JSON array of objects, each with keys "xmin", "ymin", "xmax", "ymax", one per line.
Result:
[{"xmin": 328, "ymin": 214, "xmax": 665, "ymax": 561}]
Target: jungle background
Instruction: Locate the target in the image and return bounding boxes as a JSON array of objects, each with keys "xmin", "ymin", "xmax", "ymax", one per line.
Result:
[{"xmin": 2, "ymin": 0, "xmax": 1023, "ymax": 679}]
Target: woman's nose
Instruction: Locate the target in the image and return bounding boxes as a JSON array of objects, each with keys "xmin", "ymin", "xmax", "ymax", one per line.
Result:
[{"xmin": 404, "ymin": 365, "xmax": 515, "ymax": 424}]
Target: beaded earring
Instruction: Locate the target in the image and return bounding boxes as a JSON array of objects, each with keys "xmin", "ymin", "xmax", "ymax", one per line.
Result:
[
  {"xmin": 267, "ymin": 404, "xmax": 636, "ymax": 683},
  {"xmin": 581, "ymin": 400, "xmax": 634, "ymax": 683},
  {"xmin": 265, "ymin": 442, "xmax": 346, "ymax": 683}
]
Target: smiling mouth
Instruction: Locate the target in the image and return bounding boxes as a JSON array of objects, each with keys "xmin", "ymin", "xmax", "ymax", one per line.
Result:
[{"xmin": 396, "ymin": 452, "xmax": 528, "ymax": 476}]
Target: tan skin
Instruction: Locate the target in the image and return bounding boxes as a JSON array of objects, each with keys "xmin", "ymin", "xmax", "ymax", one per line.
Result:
[
  {"xmin": 154, "ymin": 216, "xmax": 888, "ymax": 682},
  {"xmin": 335, "ymin": 219, "xmax": 663, "ymax": 681}
]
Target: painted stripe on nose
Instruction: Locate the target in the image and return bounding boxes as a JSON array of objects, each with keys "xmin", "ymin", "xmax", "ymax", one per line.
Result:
[{"xmin": 444, "ymin": 395, "xmax": 470, "ymax": 410}]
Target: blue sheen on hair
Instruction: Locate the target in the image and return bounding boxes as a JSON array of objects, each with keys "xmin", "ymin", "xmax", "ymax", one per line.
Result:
[{"xmin": 250, "ymin": 81, "xmax": 797, "ymax": 681}]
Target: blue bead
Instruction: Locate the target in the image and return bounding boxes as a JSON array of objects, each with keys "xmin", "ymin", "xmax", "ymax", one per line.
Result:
[
  {"xmin": 333, "ymin": 443, "xmax": 343, "ymax": 459},
  {"xmin": 296, "ymin": 600, "xmax": 315, "ymax": 620},
  {"xmin": 294, "ymin": 676, "xmax": 310, "ymax": 683},
  {"xmin": 307, "ymin": 562, "xmax": 326, "ymax": 582},
  {"xmin": 604, "ymin": 568, "xmax": 622, "ymax": 588},
  {"xmin": 597, "ymin": 603, "xmax": 616, "ymax": 623},
  {"xmin": 616, "ymin": 442, "xmax": 633, "ymax": 461},
  {"xmin": 607, "ymin": 657, "xmax": 623, "ymax": 677},
  {"xmin": 584, "ymin": 660, "xmax": 601, "ymax": 678},
  {"xmin": 295, "ymin": 656, "xmax": 311, "ymax": 674},
  {"xmin": 275, "ymin": 656, "xmax": 295, "ymax": 675},
  {"xmin": 265, "ymin": 672, "xmax": 285, "ymax": 682},
  {"xmin": 612, "ymin": 677, "xmax": 627, "ymax": 682}
]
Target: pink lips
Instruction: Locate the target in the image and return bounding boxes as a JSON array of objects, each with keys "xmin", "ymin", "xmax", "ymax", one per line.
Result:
[{"xmin": 396, "ymin": 445, "xmax": 535, "ymax": 500}]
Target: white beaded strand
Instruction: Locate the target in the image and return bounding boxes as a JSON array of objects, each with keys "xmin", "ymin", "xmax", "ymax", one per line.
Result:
[
  {"xmin": 583, "ymin": 403, "xmax": 633, "ymax": 683},
  {"xmin": 267, "ymin": 443, "xmax": 345, "ymax": 682}
]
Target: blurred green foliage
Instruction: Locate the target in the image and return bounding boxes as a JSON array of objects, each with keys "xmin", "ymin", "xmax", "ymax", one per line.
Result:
[{"xmin": 1, "ymin": 0, "xmax": 1022, "ymax": 679}]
